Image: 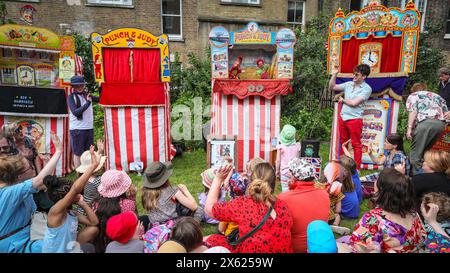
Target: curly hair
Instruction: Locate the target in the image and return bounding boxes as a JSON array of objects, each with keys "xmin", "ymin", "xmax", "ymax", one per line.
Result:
[
  {"xmin": 422, "ymin": 192, "xmax": 450, "ymax": 222},
  {"xmin": 43, "ymin": 175, "xmax": 73, "ymax": 203},
  {"xmin": 375, "ymin": 168, "xmax": 415, "ymax": 217},
  {"xmin": 0, "ymin": 155, "xmax": 28, "ymax": 184}
]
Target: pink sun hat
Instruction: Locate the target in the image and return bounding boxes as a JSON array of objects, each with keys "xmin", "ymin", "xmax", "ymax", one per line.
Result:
[{"xmin": 98, "ymin": 170, "xmax": 132, "ymax": 198}]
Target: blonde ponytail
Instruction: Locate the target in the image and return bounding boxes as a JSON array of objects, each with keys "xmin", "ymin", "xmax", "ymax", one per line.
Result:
[{"xmin": 247, "ymin": 179, "xmax": 276, "ymax": 204}]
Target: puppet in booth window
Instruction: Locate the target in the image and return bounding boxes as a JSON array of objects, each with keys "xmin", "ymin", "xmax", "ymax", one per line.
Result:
[
  {"xmin": 94, "ymin": 54, "xmax": 102, "ymax": 79},
  {"xmin": 256, "ymin": 58, "xmax": 270, "ymax": 79},
  {"xmin": 229, "ymin": 56, "xmax": 244, "ymax": 79}
]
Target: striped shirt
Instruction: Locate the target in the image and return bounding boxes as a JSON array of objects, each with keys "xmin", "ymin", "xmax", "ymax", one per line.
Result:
[{"xmin": 75, "ymin": 177, "xmax": 101, "ymax": 215}]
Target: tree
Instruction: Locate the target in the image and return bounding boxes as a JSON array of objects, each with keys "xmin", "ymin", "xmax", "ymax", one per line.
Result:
[
  {"xmin": 406, "ymin": 19, "xmax": 446, "ymax": 93},
  {"xmin": 281, "ymin": 15, "xmax": 334, "ymax": 140}
]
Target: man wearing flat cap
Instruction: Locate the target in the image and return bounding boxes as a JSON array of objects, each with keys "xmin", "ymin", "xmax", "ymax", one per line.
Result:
[{"xmin": 68, "ymin": 75, "xmax": 99, "ymax": 168}]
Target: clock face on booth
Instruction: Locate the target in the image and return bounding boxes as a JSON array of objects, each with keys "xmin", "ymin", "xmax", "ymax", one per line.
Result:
[
  {"xmin": 362, "ymin": 51, "xmax": 378, "ymax": 67},
  {"xmin": 359, "ymin": 43, "xmax": 382, "ymax": 73}
]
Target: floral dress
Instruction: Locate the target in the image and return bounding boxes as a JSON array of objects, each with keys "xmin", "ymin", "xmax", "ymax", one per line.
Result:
[
  {"xmin": 349, "ymin": 207, "xmax": 425, "ymax": 253},
  {"xmin": 205, "ymin": 197, "xmax": 293, "ymax": 253},
  {"xmin": 424, "ymin": 221, "xmax": 450, "ymax": 253}
]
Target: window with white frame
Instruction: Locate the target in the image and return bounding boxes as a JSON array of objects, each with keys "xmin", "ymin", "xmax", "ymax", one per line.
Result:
[
  {"xmin": 86, "ymin": 0, "xmax": 132, "ymax": 6},
  {"xmin": 446, "ymin": 7, "xmax": 450, "ymax": 38},
  {"xmin": 161, "ymin": 0, "xmax": 182, "ymax": 40},
  {"xmin": 288, "ymin": 0, "xmax": 305, "ymax": 26},
  {"xmin": 221, "ymin": 0, "xmax": 260, "ymax": 5},
  {"xmin": 401, "ymin": 0, "xmax": 427, "ymax": 32}
]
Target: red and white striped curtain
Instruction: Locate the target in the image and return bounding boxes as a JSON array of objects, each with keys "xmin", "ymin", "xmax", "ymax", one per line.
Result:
[
  {"xmin": 103, "ymin": 105, "xmax": 171, "ymax": 171},
  {"xmin": 211, "ymin": 93, "xmax": 281, "ymax": 172}
]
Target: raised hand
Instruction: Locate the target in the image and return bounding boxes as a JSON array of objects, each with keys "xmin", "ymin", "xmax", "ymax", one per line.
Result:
[
  {"xmin": 50, "ymin": 132, "xmax": 62, "ymax": 152},
  {"xmin": 421, "ymin": 202, "xmax": 440, "ymax": 225},
  {"xmin": 216, "ymin": 165, "xmax": 233, "ymax": 180},
  {"xmin": 394, "ymin": 161, "xmax": 406, "ymax": 175},
  {"xmin": 89, "ymin": 145, "xmax": 99, "ymax": 168},
  {"xmin": 331, "ymin": 65, "xmax": 340, "ymax": 75},
  {"xmin": 96, "ymin": 139, "xmax": 105, "ymax": 155}
]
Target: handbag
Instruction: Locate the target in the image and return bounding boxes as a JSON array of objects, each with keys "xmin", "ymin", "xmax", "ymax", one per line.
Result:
[{"xmin": 227, "ymin": 205, "xmax": 273, "ymax": 247}]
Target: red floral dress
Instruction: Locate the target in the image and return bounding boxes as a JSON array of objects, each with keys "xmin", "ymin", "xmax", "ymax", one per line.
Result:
[
  {"xmin": 349, "ymin": 207, "xmax": 426, "ymax": 253},
  {"xmin": 205, "ymin": 197, "xmax": 293, "ymax": 253}
]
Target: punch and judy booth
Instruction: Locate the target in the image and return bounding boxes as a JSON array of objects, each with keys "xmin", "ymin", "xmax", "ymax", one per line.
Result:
[
  {"xmin": 0, "ymin": 24, "xmax": 76, "ymax": 176},
  {"xmin": 328, "ymin": 0, "xmax": 421, "ymax": 169},
  {"xmin": 91, "ymin": 28, "xmax": 171, "ymax": 171},
  {"xmin": 209, "ymin": 22, "xmax": 296, "ymax": 171}
]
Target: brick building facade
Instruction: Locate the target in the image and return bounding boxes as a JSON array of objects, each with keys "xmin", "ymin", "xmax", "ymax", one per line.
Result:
[
  {"xmin": 3, "ymin": 0, "xmax": 199, "ymax": 63},
  {"xmin": 3, "ymin": 0, "xmax": 448, "ymax": 63}
]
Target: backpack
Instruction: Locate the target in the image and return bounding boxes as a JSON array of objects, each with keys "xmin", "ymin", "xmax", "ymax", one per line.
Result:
[{"xmin": 143, "ymin": 220, "xmax": 175, "ymax": 253}]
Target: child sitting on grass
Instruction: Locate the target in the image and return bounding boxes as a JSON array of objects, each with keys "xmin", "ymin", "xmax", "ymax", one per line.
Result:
[
  {"xmin": 340, "ymin": 155, "xmax": 363, "ymax": 204},
  {"xmin": 420, "ymin": 192, "xmax": 450, "ymax": 253},
  {"xmin": 316, "ymin": 161, "xmax": 351, "ymax": 235},
  {"xmin": 171, "ymin": 216, "xmax": 209, "ymax": 253},
  {"xmin": 105, "ymin": 211, "xmax": 144, "ymax": 253},
  {"xmin": 198, "ymin": 168, "xmax": 226, "ymax": 224}
]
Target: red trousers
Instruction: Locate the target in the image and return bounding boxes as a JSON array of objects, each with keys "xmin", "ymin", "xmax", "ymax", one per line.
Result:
[{"xmin": 339, "ymin": 117, "xmax": 363, "ymax": 169}]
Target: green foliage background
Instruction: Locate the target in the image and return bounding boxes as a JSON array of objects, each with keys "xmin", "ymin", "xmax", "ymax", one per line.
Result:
[{"xmin": 65, "ymin": 16, "xmax": 447, "ymax": 147}]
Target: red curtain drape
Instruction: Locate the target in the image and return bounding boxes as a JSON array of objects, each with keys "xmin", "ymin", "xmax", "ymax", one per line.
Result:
[
  {"xmin": 341, "ymin": 35, "xmax": 402, "ymax": 73},
  {"xmin": 103, "ymin": 48, "xmax": 132, "ymax": 83},
  {"xmin": 103, "ymin": 48, "xmax": 161, "ymax": 83},
  {"xmin": 132, "ymin": 49, "xmax": 160, "ymax": 82}
]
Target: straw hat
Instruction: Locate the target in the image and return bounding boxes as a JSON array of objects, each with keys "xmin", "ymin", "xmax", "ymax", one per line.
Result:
[
  {"xmin": 75, "ymin": 150, "xmax": 106, "ymax": 173},
  {"xmin": 157, "ymin": 240, "xmax": 187, "ymax": 253}
]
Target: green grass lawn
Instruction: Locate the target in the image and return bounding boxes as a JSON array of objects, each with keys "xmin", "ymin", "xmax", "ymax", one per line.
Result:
[
  {"xmin": 131, "ymin": 143, "xmax": 376, "ymax": 235},
  {"xmin": 71, "ymin": 142, "xmax": 397, "ymax": 236}
]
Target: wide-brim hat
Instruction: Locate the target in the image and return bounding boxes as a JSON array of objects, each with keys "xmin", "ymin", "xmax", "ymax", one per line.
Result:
[
  {"xmin": 76, "ymin": 150, "xmax": 107, "ymax": 174},
  {"xmin": 70, "ymin": 75, "xmax": 86, "ymax": 86},
  {"xmin": 157, "ymin": 240, "xmax": 187, "ymax": 253},
  {"xmin": 98, "ymin": 170, "xmax": 132, "ymax": 198},
  {"xmin": 280, "ymin": 124, "xmax": 296, "ymax": 146},
  {"xmin": 143, "ymin": 161, "xmax": 173, "ymax": 189}
]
